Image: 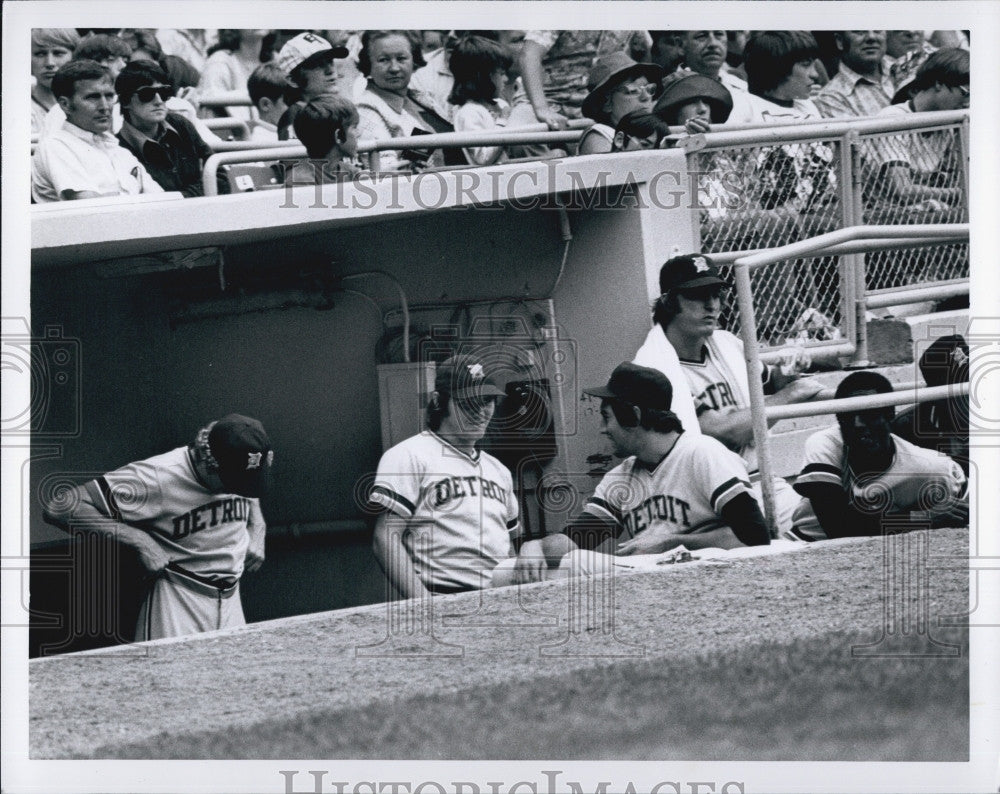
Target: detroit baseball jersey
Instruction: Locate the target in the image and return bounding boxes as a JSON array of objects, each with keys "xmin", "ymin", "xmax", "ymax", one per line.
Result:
[
  {"xmin": 84, "ymin": 446, "xmax": 256, "ymax": 640},
  {"xmin": 790, "ymin": 424, "xmax": 968, "ymax": 540},
  {"xmin": 583, "ymin": 430, "xmax": 756, "ymax": 546},
  {"xmin": 369, "ymin": 430, "xmax": 519, "ymax": 591}
]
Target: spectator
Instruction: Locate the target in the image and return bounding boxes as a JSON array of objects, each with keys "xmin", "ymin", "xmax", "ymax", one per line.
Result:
[
  {"xmin": 198, "ymin": 29, "xmax": 270, "ymax": 121},
  {"xmin": 647, "ymin": 31, "xmax": 686, "ymax": 75},
  {"xmin": 678, "ymin": 31, "xmax": 754, "ymax": 124},
  {"xmin": 356, "ymin": 30, "xmax": 455, "ymax": 172},
  {"xmin": 75, "ymin": 33, "xmax": 132, "ymax": 80},
  {"xmin": 448, "ymin": 35, "xmax": 518, "ymax": 166},
  {"xmin": 114, "ymin": 60, "xmax": 220, "ymax": 197},
  {"xmin": 274, "ymin": 32, "xmax": 349, "ymax": 140},
  {"xmin": 161, "ymin": 54, "xmax": 201, "ymax": 91},
  {"xmin": 247, "ymin": 63, "xmax": 292, "ymax": 143},
  {"xmin": 156, "ymin": 28, "xmax": 212, "ymax": 73},
  {"xmin": 120, "ymin": 28, "xmax": 163, "ymax": 64},
  {"xmin": 891, "ymin": 334, "xmax": 969, "ymax": 473},
  {"xmin": 286, "ymin": 93, "xmax": 361, "ymax": 185},
  {"xmin": 886, "ymin": 30, "xmax": 934, "ymax": 60},
  {"xmin": 726, "ymin": 31, "xmax": 750, "ymax": 81},
  {"xmin": 409, "ymin": 30, "xmax": 459, "ymax": 121},
  {"xmin": 652, "ymin": 68, "xmax": 733, "ymax": 132},
  {"xmin": 578, "ymin": 52, "xmax": 663, "ymax": 155},
  {"xmin": 743, "ymin": 31, "xmax": 825, "ymax": 123},
  {"xmin": 31, "ymin": 28, "xmax": 80, "ymax": 135},
  {"xmin": 813, "ymin": 30, "xmax": 895, "ymax": 118},
  {"xmin": 32, "ymin": 60, "xmax": 163, "ymax": 202},
  {"xmin": 420, "ymin": 30, "xmax": 447, "ymax": 59},
  {"xmin": 869, "ymin": 47, "xmax": 969, "ymax": 210},
  {"xmin": 632, "ymin": 254, "xmax": 823, "ymax": 537},
  {"xmin": 790, "ymin": 371, "xmax": 968, "ymax": 540},
  {"xmin": 510, "ymin": 362, "xmax": 770, "ymax": 585},
  {"xmin": 609, "ymin": 110, "xmax": 671, "ymax": 152},
  {"xmin": 369, "ymin": 356, "xmax": 531, "ymax": 597}
]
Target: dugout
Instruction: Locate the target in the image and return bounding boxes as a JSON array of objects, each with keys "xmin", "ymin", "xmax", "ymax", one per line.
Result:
[{"xmin": 26, "ymin": 150, "xmax": 698, "ymax": 654}]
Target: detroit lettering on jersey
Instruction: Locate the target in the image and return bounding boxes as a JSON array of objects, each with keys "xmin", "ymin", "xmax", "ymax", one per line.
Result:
[
  {"xmin": 172, "ymin": 497, "xmax": 252, "ymax": 539},
  {"xmin": 620, "ymin": 493, "xmax": 692, "ymax": 535},
  {"xmin": 431, "ymin": 476, "xmax": 507, "ymax": 508},
  {"xmin": 694, "ymin": 381, "xmax": 739, "ymax": 413}
]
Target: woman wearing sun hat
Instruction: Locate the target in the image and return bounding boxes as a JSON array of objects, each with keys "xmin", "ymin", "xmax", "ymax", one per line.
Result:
[
  {"xmin": 652, "ymin": 68, "xmax": 733, "ymax": 133},
  {"xmin": 578, "ymin": 51, "xmax": 662, "ymax": 154}
]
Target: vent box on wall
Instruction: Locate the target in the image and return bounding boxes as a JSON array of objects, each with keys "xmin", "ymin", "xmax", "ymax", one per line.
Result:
[{"xmin": 376, "ymin": 361, "xmax": 436, "ymax": 451}]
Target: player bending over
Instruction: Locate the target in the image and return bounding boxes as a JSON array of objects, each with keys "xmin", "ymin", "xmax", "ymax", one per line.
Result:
[
  {"xmin": 43, "ymin": 414, "xmax": 273, "ymax": 641},
  {"xmin": 789, "ymin": 370, "xmax": 968, "ymax": 540},
  {"xmin": 513, "ymin": 362, "xmax": 770, "ymax": 583}
]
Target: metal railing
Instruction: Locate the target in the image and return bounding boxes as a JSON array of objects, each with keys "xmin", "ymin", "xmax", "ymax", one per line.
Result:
[{"xmin": 732, "ymin": 223, "xmax": 970, "ymax": 536}]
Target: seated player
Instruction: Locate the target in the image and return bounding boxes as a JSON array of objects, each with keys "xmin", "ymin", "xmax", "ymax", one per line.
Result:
[
  {"xmin": 790, "ymin": 370, "xmax": 968, "ymax": 541},
  {"xmin": 247, "ymin": 63, "xmax": 292, "ymax": 143},
  {"xmin": 513, "ymin": 362, "xmax": 770, "ymax": 584},
  {"xmin": 42, "ymin": 415, "xmax": 273, "ymax": 641},
  {"xmin": 369, "ymin": 356, "xmax": 523, "ymax": 597},
  {"xmin": 633, "ymin": 255, "xmax": 823, "ymax": 536},
  {"xmin": 32, "ymin": 60, "xmax": 163, "ymax": 202},
  {"xmin": 285, "ymin": 93, "xmax": 361, "ymax": 186},
  {"xmin": 891, "ymin": 334, "xmax": 969, "ymax": 472},
  {"xmin": 115, "ymin": 60, "xmax": 219, "ymax": 197}
]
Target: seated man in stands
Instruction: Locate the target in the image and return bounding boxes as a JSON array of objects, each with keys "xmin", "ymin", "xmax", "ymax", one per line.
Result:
[
  {"xmin": 32, "ymin": 60, "xmax": 163, "ymax": 202},
  {"xmin": 869, "ymin": 48, "xmax": 969, "ymax": 210},
  {"xmin": 790, "ymin": 370, "xmax": 968, "ymax": 540},
  {"xmin": 285, "ymin": 93, "xmax": 361, "ymax": 186},
  {"xmin": 247, "ymin": 63, "xmax": 292, "ymax": 143},
  {"xmin": 511, "ymin": 362, "xmax": 770, "ymax": 584},
  {"xmin": 115, "ymin": 60, "xmax": 220, "ymax": 197},
  {"xmin": 632, "ymin": 254, "xmax": 824, "ymax": 537},
  {"xmin": 813, "ymin": 31, "xmax": 894, "ymax": 118}
]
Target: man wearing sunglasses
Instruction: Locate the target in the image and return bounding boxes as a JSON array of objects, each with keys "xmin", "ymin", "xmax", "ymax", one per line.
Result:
[
  {"xmin": 115, "ymin": 60, "xmax": 220, "ymax": 197},
  {"xmin": 633, "ymin": 254, "xmax": 823, "ymax": 537},
  {"xmin": 32, "ymin": 59, "xmax": 163, "ymax": 203}
]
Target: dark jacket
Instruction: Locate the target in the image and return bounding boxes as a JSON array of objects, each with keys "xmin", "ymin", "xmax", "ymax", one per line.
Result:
[{"xmin": 117, "ymin": 112, "xmax": 222, "ymax": 197}]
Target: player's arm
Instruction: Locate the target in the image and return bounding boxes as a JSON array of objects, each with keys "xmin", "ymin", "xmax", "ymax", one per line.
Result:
[
  {"xmin": 796, "ymin": 482, "xmax": 885, "ymax": 538},
  {"xmin": 244, "ymin": 499, "xmax": 267, "ymax": 572},
  {"xmin": 41, "ymin": 481, "xmax": 170, "ymax": 575},
  {"xmin": 513, "ymin": 511, "xmax": 617, "ymax": 583},
  {"xmin": 372, "ymin": 511, "xmax": 429, "ymax": 599}
]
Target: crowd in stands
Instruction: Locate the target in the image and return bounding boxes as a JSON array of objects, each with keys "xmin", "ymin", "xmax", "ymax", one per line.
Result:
[{"xmin": 30, "ymin": 28, "xmax": 968, "ymax": 203}]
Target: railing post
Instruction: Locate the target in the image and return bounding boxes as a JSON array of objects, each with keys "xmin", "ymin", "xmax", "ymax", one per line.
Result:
[
  {"xmin": 732, "ymin": 258, "xmax": 778, "ymax": 538},
  {"xmin": 847, "ymin": 133, "xmax": 870, "ymax": 367},
  {"xmin": 958, "ymin": 116, "xmax": 970, "ymax": 224}
]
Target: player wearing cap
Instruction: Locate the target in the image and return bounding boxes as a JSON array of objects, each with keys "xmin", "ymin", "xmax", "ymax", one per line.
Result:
[
  {"xmin": 369, "ymin": 356, "xmax": 528, "ymax": 597},
  {"xmin": 275, "ymin": 32, "xmax": 350, "ymax": 140},
  {"xmin": 790, "ymin": 371, "xmax": 967, "ymax": 541},
  {"xmin": 513, "ymin": 362, "xmax": 770, "ymax": 583},
  {"xmin": 633, "ymin": 254, "xmax": 824, "ymax": 537},
  {"xmin": 42, "ymin": 414, "xmax": 274, "ymax": 641}
]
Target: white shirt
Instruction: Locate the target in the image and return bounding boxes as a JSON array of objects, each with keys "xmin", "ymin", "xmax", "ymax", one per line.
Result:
[
  {"xmin": 409, "ymin": 48, "xmax": 455, "ymax": 122},
  {"xmin": 31, "ymin": 119, "xmax": 163, "ymax": 203}
]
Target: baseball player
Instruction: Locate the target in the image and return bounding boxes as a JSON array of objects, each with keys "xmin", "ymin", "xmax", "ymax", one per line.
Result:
[
  {"xmin": 42, "ymin": 414, "xmax": 273, "ymax": 641},
  {"xmin": 369, "ymin": 355, "xmax": 529, "ymax": 597},
  {"xmin": 513, "ymin": 362, "xmax": 770, "ymax": 583},
  {"xmin": 790, "ymin": 370, "xmax": 968, "ymax": 540},
  {"xmin": 633, "ymin": 253, "xmax": 824, "ymax": 537}
]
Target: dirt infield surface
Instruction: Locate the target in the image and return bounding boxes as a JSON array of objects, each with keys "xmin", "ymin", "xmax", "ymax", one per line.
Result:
[{"xmin": 30, "ymin": 529, "xmax": 969, "ymax": 760}]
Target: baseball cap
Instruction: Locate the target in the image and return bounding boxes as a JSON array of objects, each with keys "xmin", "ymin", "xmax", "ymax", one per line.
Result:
[
  {"xmin": 277, "ymin": 32, "xmax": 349, "ymax": 74},
  {"xmin": 434, "ymin": 356, "xmax": 506, "ymax": 401},
  {"xmin": 658, "ymin": 253, "xmax": 726, "ymax": 294},
  {"xmin": 583, "ymin": 362, "xmax": 674, "ymax": 411},
  {"xmin": 208, "ymin": 414, "xmax": 274, "ymax": 498}
]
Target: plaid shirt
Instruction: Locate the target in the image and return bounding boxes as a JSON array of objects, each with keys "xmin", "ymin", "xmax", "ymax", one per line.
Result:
[{"xmin": 814, "ymin": 58, "xmax": 896, "ymax": 119}]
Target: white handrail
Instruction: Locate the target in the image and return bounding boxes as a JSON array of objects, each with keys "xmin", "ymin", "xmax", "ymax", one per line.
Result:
[{"xmin": 767, "ymin": 382, "xmax": 968, "ymax": 421}]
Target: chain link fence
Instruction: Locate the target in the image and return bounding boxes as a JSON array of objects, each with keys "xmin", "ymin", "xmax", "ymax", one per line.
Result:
[{"xmin": 690, "ymin": 118, "xmax": 968, "ymax": 349}]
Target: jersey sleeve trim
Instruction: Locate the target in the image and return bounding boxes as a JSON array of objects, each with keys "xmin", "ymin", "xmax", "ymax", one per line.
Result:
[
  {"xmin": 506, "ymin": 517, "xmax": 519, "ymax": 530},
  {"xmin": 584, "ymin": 496, "xmax": 623, "ymax": 526},
  {"xmin": 369, "ymin": 484, "xmax": 415, "ymax": 518},
  {"xmin": 87, "ymin": 476, "xmax": 123, "ymax": 521},
  {"xmin": 796, "ymin": 462, "xmax": 842, "ymax": 487},
  {"xmin": 710, "ymin": 476, "xmax": 752, "ymax": 512}
]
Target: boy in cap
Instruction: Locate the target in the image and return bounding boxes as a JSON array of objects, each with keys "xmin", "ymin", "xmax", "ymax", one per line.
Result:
[
  {"xmin": 42, "ymin": 414, "xmax": 274, "ymax": 640},
  {"xmin": 790, "ymin": 371, "xmax": 967, "ymax": 540},
  {"xmin": 369, "ymin": 356, "xmax": 532, "ymax": 597},
  {"xmin": 513, "ymin": 362, "xmax": 770, "ymax": 583},
  {"xmin": 632, "ymin": 254, "xmax": 824, "ymax": 537},
  {"xmin": 275, "ymin": 31, "xmax": 350, "ymax": 140}
]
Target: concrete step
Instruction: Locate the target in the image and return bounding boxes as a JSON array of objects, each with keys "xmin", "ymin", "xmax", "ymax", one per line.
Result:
[{"xmin": 864, "ymin": 309, "xmax": 968, "ymax": 365}]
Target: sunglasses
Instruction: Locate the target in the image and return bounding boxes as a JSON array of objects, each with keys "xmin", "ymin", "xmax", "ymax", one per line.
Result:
[
  {"xmin": 678, "ymin": 285, "xmax": 728, "ymax": 301},
  {"xmin": 615, "ymin": 82, "xmax": 656, "ymax": 99},
  {"xmin": 133, "ymin": 84, "xmax": 175, "ymax": 103},
  {"xmin": 956, "ymin": 84, "xmax": 970, "ymax": 97}
]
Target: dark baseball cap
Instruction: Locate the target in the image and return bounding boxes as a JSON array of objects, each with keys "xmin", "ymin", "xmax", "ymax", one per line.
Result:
[
  {"xmin": 583, "ymin": 362, "xmax": 674, "ymax": 411},
  {"xmin": 434, "ymin": 356, "xmax": 507, "ymax": 401},
  {"xmin": 659, "ymin": 253, "xmax": 726, "ymax": 294},
  {"xmin": 208, "ymin": 414, "xmax": 273, "ymax": 498}
]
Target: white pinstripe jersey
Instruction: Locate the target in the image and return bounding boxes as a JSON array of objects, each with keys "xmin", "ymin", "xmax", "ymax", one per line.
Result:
[
  {"xmin": 584, "ymin": 431, "xmax": 755, "ymax": 543},
  {"xmin": 85, "ymin": 446, "xmax": 253, "ymax": 580},
  {"xmin": 370, "ymin": 431, "xmax": 519, "ymax": 591}
]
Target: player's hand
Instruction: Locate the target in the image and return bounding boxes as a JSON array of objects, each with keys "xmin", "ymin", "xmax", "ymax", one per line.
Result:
[
  {"xmin": 536, "ymin": 108, "xmax": 568, "ymax": 131},
  {"xmin": 617, "ymin": 528, "xmax": 684, "ymax": 556},
  {"xmin": 244, "ymin": 546, "xmax": 265, "ymax": 573},
  {"xmin": 781, "ymin": 376, "xmax": 824, "ymax": 403},
  {"xmin": 137, "ymin": 544, "xmax": 170, "ymax": 576},
  {"xmin": 513, "ymin": 540, "xmax": 548, "ymax": 584},
  {"xmin": 684, "ymin": 117, "xmax": 712, "ymax": 135}
]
